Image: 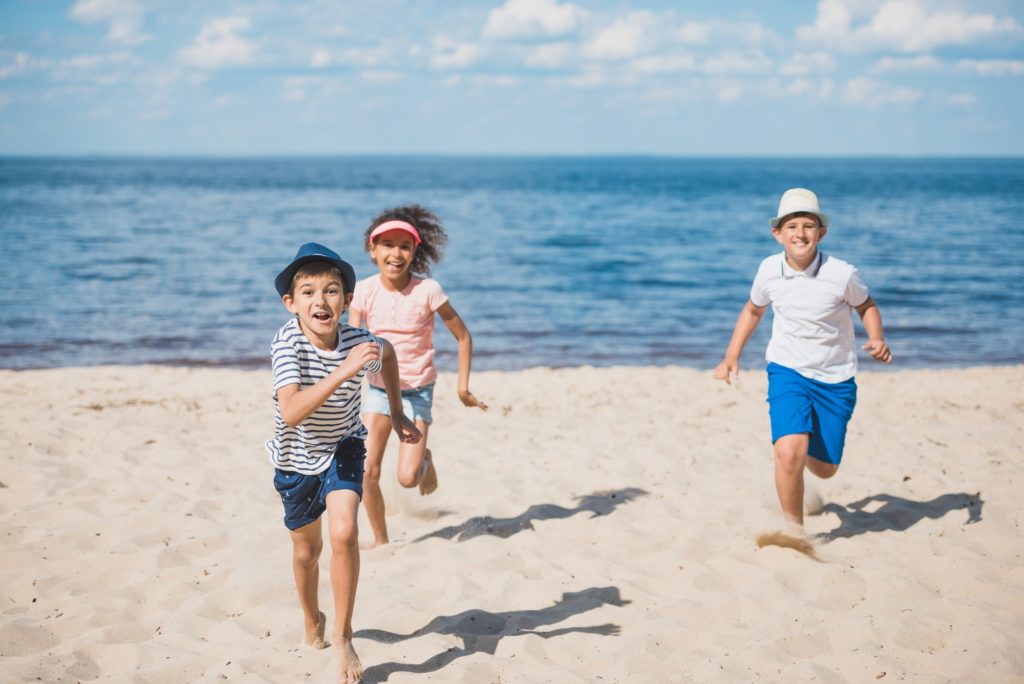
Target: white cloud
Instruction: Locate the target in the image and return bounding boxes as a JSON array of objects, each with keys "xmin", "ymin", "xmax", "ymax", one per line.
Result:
[
  {"xmin": 282, "ymin": 76, "xmax": 329, "ymax": 102},
  {"xmin": 69, "ymin": 0, "xmax": 149, "ymax": 45},
  {"xmin": 630, "ymin": 53, "xmax": 697, "ymax": 75},
  {"xmin": 730, "ymin": 21, "xmax": 780, "ymax": 45},
  {"xmin": 956, "ymin": 59, "xmax": 1024, "ymax": 76},
  {"xmin": 524, "ymin": 42, "xmax": 575, "ymax": 69},
  {"xmin": 676, "ymin": 21, "xmax": 709, "ymax": 45},
  {"xmin": 940, "ymin": 92, "xmax": 976, "ymax": 107},
  {"xmin": 762, "ymin": 77, "xmax": 835, "ymax": 101},
  {"xmin": 430, "ymin": 37, "xmax": 482, "ymax": 70},
  {"xmin": 584, "ymin": 12, "xmax": 656, "ymax": 60},
  {"xmin": 311, "ymin": 49, "xmax": 332, "ymax": 68},
  {"xmin": 779, "ymin": 51, "xmax": 836, "ymax": 76},
  {"xmin": 360, "ymin": 70, "xmax": 403, "ymax": 84},
  {"xmin": 703, "ymin": 50, "xmax": 772, "ymax": 75},
  {"xmin": 871, "ymin": 55, "xmax": 942, "ymax": 72},
  {"xmin": 483, "ymin": 0, "xmax": 584, "ymax": 39},
  {"xmin": 178, "ymin": 16, "xmax": 256, "ymax": 70},
  {"xmin": 717, "ymin": 83, "xmax": 743, "ymax": 102},
  {"xmin": 309, "ymin": 47, "xmax": 390, "ymax": 69},
  {"xmin": 842, "ymin": 76, "xmax": 921, "ymax": 106},
  {"xmin": 0, "ymin": 51, "xmax": 31, "ymax": 79},
  {"xmin": 547, "ymin": 65, "xmax": 608, "ymax": 88},
  {"xmin": 798, "ymin": 0, "xmax": 1020, "ymax": 53}
]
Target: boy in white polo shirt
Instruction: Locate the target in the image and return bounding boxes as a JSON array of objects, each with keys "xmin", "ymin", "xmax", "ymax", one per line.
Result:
[{"xmin": 713, "ymin": 188, "xmax": 892, "ymax": 549}]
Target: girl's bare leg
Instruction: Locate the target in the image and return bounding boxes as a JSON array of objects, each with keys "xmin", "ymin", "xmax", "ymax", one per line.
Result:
[{"xmin": 361, "ymin": 412, "xmax": 392, "ymax": 547}]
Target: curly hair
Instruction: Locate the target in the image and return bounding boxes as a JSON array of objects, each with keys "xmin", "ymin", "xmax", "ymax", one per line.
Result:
[{"xmin": 364, "ymin": 204, "xmax": 448, "ymax": 277}]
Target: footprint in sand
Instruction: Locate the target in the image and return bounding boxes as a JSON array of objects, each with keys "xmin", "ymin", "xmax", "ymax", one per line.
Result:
[{"xmin": 756, "ymin": 531, "xmax": 820, "ymax": 560}]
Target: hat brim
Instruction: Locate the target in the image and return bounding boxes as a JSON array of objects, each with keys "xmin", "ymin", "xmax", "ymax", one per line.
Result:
[
  {"xmin": 771, "ymin": 209, "xmax": 829, "ymax": 228},
  {"xmin": 275, "ymin": 255, "xmax": 356, "ymax": 297}
]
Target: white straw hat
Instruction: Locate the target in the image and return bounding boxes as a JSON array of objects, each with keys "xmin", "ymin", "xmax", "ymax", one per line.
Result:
[{"xmin": 770, "ymin": 188, "xmax": 829, "ymax": 228}]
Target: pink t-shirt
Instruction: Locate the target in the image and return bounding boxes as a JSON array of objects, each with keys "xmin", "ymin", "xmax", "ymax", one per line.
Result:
[{"xmin": 351, "ymin": 275, "xmax": 449, "ymax": 390}]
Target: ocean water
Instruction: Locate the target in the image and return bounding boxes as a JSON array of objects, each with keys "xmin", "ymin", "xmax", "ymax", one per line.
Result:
[{"xmin": 1, "ymin": 156, "xmax": 1022, "ymax": 372}]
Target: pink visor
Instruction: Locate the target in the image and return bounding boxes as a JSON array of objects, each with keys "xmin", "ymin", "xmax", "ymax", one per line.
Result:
[{"xmin": 369, "ymin": 220, "xmax": 421, "ymax": 246}]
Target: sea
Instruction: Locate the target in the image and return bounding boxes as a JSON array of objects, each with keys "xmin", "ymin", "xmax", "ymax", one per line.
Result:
[{"xmin": 1, "ymin": 156, "xmax": 1022, "ymax": 372}]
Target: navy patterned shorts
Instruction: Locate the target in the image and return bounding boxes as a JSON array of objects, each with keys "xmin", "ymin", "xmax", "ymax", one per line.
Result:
[{"xmin": 273, "ymin": 437, "xmax": 366, "ymax": 530}]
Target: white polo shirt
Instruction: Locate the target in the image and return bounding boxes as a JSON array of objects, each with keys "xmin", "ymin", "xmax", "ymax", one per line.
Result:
[{"xmin": 750, "ymin": 251, "xmax": 870, "ymax": 383}]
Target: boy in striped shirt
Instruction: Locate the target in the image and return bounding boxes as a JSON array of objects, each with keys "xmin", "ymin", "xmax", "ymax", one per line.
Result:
[{"xmin": 266, "ymin": 242, "xmax": 420, "ymax": 684}]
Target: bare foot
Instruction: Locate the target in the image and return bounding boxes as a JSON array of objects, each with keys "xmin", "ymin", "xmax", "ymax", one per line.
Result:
[
  {"xmin": 336, "ymin": 638, "xmax": 363, "ymax": 683},
  {"xmin": 755, "ymin": 530, "xmax": 819, "ymax": 560},
  {"xmin": 418, "ymin": 449, "xmax": 438, "ymax": 496},
  {"xmin": 360, "ymin": 538, "xmax": 389, "ymax": 550},
  {"xmin": 303, "ymin": 611, "xmax": 329, "ymax": 649}
]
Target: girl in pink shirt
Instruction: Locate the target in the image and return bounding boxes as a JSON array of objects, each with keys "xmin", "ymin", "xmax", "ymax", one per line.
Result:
[{"xmin": 349, "ymin": 204, "xmax": 488, "ymax": 547}]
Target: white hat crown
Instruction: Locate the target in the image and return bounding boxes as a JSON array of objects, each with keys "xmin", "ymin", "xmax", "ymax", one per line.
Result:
[{"xmin": 771, "ymin": 188, "xmax": 829, "ymax": 228}]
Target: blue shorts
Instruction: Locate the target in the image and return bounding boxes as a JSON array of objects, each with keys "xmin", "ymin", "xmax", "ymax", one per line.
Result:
[
  {"xmin": 273, "ymin": 437, "xmax": 366, "ymax": 531},
  {"xmin": 766, "ymin": 362, "xmax": 857, "ymax": 465},
  {"xmin": 363, "ymin": 383, "xmax": 434, "ymax": 424}
]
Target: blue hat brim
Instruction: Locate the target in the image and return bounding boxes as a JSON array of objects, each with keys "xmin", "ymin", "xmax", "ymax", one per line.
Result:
[{"xmin": 275, "ymin": 248, "xmax": 356, "ymax": 297}]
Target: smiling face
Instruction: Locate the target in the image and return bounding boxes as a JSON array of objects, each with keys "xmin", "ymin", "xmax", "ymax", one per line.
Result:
[
  {"xmin": 772, "ymin": 213, "xmax": 827, "ymax": 270},
  {"xmin": 369, "ymin": 229, "xmax": 418, "ymax": 288},
  {"xmin": 282, "ymin": 270, "xmax": 350, "ymax": 350}
]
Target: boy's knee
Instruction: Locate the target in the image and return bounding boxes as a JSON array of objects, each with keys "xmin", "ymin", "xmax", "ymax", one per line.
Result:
[
  {"xmin": 807, "ymin": 459, "xmax": 840, "ymax": 479},
  {"xmin": 329, "ymin": 517, "xmax": 358, "ymax": 551},
  {"xmin": 292, "ymin": 541, "xmax": 322, "ymax": 567},
  {"xmin": 774, "ymin": 445, "xmax": 805, "ymax": 475}
]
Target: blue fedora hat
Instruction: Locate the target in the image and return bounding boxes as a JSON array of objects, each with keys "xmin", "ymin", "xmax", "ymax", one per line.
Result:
[{"xmin": 275, "ymin": 242, "xmax": 356, "ymax": 297}]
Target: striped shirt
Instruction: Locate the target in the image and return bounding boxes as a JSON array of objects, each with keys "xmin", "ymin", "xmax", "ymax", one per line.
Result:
[{"xmin": 265, "ymin": 318, "xmax": 383, "ymax": 475}]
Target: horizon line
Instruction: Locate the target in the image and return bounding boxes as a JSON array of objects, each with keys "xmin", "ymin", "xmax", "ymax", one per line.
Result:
[{"xmin": 2, "ymin": 152, "xmax": 1023, "ymax": 160}]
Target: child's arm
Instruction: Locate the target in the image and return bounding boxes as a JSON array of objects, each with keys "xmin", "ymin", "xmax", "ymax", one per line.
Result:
[
  {"xmin": 855, "ymin": 297, "xmax": 893, "ymax": 364},
  {"xmin": 436, "ymin": 301, "xmax": 488, "ymax": 411},
  {"xmin": 348, "ymin": 308, "xmax": 363, "ymax": 328},
  {"xmin": 713, "ymin": 300, "xmax": 768, "ymax": 385},
  {"xmin": 379, "ymin": 338, "xmax": 423, "ymax": 443},
  {"xmin": 277, "ymin": 343, "xmax": 381, "ymax": 427}
]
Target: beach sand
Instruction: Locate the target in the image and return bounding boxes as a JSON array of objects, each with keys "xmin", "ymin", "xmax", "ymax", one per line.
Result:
[{"xmin": 1, "ymin": 364, "xmax": 1021, "ymax": 683}]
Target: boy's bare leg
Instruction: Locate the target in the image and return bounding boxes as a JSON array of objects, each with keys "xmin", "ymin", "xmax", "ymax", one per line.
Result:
[
  {"xmin": 773, "ymin": 434, "xmax": 810, "ymax": 531},
  {"xmin": 361, "ymin": 413, "xmax": 392, "ymax": 547},
  {"xmin": 395, "ymin": 421, "xmax": 431, "ymax": 492},
  {"xmin": 288, "ymin": 519, "xmax": 329, "ymax": 648},
  {"xmin": 805, "ymin": 456, "xmax": 839, "ymax": 479},
  {"xmin": 326, "ymin": 489, "xmax": 363, "ymax": 684}
]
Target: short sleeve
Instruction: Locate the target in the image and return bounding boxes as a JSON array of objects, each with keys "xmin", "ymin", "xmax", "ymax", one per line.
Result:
[
  {"xmin": 271, "ymin": 340, "xmax": 301, "ymax": 394},
  {"xmin": 365, "ymin": 332, "xmax": 384, "ymax": 374},
  {"xmin": 844, "ymin": 267, "xmax": 870, "ymax": 307},
  {"xmin": 749, "ymin": 265, "xmax": 771, "ymax": 308},
  {"xmin": 426, "ymin": 279, "xmax": 449, "ymax": 312}
]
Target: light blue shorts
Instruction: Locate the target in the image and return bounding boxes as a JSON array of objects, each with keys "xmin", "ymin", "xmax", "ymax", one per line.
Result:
[
  {"xmin": 767, "ymin": 362, "xmax": 857, "ymax": 465},
  {"xmin": 363, "ymin": 383, "xmax": 434, "ymax": 424}
]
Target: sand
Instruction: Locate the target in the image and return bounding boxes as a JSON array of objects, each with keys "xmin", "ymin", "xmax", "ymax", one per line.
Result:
[{"xmin": 1, "ymin": 364, "xmax": 1022, "ymax": 683}]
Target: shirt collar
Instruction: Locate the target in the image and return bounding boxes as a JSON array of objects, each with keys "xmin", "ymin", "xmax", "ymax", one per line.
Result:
[{"xmin": 781, "ymin": 250, "xmax": 824, "ymax": 279}]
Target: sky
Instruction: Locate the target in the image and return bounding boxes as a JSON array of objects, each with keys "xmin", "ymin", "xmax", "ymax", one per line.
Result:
[{"xmin": 1, "ymin": 0, "xmax": 1022, "ymax": 156}]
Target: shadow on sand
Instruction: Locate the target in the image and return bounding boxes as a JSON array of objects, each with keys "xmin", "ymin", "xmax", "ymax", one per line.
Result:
[
  {"xmin": 413, "ymin": 487, "xmax": 648, "ymax": 543},
  {"xmin": 357, "ymin": 586, "xmax": 629, "ymax": 682},
  {"xmin": 818, "ymin": 491, "xmax": 983, "ymax": 541}
]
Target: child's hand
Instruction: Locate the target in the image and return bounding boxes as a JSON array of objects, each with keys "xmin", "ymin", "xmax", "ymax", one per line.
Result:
[
  {"xmin": 862, "ymin": 338, "xmax": 892, "ymax": 364},
  {"xmin": 392, "ymin": 412, "xmax": 422, "ymax": 444},
  {"xmin": 713, "ymin": 359, "xmax": 740, "ymax": 385},
  {"xmin": 458, "ymin": 389, "xmax": 489, "ymax": 411},
  {"xmin": 337, "ymin": 342, "xmax": 380, "ymax": 378}
]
